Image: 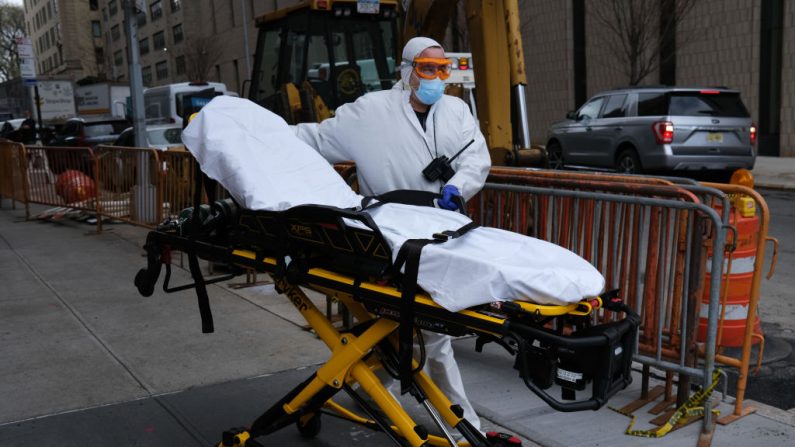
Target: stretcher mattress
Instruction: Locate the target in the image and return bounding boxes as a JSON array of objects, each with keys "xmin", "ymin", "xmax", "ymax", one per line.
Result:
[{"xmin": 181, "ymin": 96, "xmax": 605, "ymax": 311}]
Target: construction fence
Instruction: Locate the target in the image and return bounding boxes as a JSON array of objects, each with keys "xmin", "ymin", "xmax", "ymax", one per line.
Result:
[{"xmin": 0, "ymin": 141, "xmax": 776, "ymax": 432}]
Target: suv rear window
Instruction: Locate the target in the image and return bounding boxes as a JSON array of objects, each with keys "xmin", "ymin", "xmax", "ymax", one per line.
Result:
[
  {"xmin": 668, "ymin": 92, "xmax": 749, "ymax": 117},
  {"xmin": 637, "ymin": 93, "xmax": 668, "ymax": 116},
  {"xmin": 637, "ymin": 91, "xmax": 750, "ymax": 117}
]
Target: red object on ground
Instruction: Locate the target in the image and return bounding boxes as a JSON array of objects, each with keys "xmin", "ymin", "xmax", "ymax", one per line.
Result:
[
  {"xmin": 486, "ymin": 431, "xmax": 522, "ymax": 446},
  {"xmin": 55, "ymin": 170, "xmax": 96, "ymax": 204}
]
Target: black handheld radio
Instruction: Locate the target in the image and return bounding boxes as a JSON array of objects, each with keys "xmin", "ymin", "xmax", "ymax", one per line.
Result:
[{"xmin": 422, "ymin": 139, "xmax": 476, "ymax": 183}]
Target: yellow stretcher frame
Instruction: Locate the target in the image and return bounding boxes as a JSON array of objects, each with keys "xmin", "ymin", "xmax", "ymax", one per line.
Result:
[
  {"xmin": 226, "ymin": 249, "xmax": 574, "ymax": 446},
  {"xmin": 135, "ymin": 211, "xmax": 638, "ymax": 447}
]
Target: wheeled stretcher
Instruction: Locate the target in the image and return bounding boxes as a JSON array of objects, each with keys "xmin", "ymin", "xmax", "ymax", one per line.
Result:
[
  {"xmin": 135, "ymin": 192, "xmax": 639, "ymax": 447},
  {"xmin": 134, "ymin": 96, "xmax": 639, "ymax": 446}
]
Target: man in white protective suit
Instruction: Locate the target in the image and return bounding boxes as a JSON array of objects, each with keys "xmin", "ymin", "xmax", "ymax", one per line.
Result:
[{"xmin": 295, "ymin": 37, "xmax": 491, "ymax": 433}]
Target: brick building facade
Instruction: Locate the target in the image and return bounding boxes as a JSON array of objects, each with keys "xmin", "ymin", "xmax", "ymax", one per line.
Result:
[{"xmin": 22, "ymin": 0, "xmax": 104, "ymax": 81}]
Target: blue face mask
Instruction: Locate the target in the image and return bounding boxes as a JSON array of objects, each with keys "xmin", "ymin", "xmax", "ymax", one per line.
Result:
[{"xmin": 414, "ymin": 78, "xmax": 445, "ymax": 105}]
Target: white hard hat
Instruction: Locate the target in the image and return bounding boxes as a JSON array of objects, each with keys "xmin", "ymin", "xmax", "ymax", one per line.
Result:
[{"xmin": 398, "ymin": 36, "xmax": 443, "ymax": 88}]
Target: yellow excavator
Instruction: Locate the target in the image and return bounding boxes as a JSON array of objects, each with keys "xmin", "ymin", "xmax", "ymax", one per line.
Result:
[{"xmin": 248, "ymin": 0, "xmax": 545, "ymax": 166}]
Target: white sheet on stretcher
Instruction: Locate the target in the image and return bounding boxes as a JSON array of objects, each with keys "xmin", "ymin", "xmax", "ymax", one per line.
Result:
[{"xmin": 182, "ymin": 96, "xmax": 605, "ymax": 312}]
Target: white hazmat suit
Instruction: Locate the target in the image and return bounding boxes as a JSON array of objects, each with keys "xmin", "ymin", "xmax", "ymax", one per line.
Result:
[{"xmin": 295, "ymin": 37, "xmax": 490, "ymax": 432}]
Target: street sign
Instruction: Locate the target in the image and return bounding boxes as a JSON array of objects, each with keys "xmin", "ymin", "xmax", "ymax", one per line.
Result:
[
  {"xmin": 16, "ymin": 36, "xmax": 37, "ymax": 84},
  {"xmin": 357, "ymin": 0, "xmax": 380, "ymax": 14},
  {"xmin": 15, "ymin": 37, "xmax": 34, "ymax": 58},
  {"xmin": 19, "ymin": 58, "xmax": 36, "ymax": 82}
]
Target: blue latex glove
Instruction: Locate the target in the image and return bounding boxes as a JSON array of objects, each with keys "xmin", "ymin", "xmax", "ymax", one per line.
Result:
[{"xmin": 438, "ymin": 185, "xmax": 462, "ymax": 211}]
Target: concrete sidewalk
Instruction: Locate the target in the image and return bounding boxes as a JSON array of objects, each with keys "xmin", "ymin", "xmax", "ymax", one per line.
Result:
[
  {"xmin": 752, "ymin": 156, "xmax": 795, "ymax": 190},
  {"xmin": 1, "ymin": 200, "xmax": 795, "ymax": 446}
]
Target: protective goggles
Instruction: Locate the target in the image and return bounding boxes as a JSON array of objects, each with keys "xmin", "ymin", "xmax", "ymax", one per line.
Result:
[{"xmin": 413, "ymin": 58, "xmax": 453, "ymax": 80}]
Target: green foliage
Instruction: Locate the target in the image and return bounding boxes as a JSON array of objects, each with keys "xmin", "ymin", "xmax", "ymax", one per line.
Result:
[{"xmin": 0, "ymin": 1, "xmax": 26, "ymax": 82}]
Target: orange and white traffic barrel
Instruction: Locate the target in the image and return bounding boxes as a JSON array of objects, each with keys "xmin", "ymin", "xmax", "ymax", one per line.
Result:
[{"xmin": 698, "ymin": 197, "xmax": 762, "ymax": 347}]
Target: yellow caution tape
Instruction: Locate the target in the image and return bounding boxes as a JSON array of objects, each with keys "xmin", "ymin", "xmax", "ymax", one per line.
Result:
[{"xmin": 610, "ymin": 369, "xmax": 721, "ymax": 438}]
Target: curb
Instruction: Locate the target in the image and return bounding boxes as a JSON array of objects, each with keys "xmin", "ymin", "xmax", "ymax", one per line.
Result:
[{"xmin": 754, "ymin": 181, "xmax": 795, "ymax": 191}]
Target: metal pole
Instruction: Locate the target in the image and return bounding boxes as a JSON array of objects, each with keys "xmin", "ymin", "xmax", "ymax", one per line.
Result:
[
  {"xmin": 240, "ymin": 0, "xmax": 252, "ymax": 78},
  {"xmin": 124, "ymin": 0, "xmax": 155, "ymax": 223},
  {"xmin": 514, "ymin": 84, "xmax": 531, "ymax": 148},
  {"xmin": 123, "ymin": 0, "xmax": 147, "ymax": 148},
  {"xmin": 33, "ymin": 85, "xmax": 43, "ymax": 143}
]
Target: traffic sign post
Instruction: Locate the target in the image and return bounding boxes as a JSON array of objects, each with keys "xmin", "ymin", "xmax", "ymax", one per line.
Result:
[{"xmin": 16, "ymin": 36, "xmax": 40, "ymax": 140}]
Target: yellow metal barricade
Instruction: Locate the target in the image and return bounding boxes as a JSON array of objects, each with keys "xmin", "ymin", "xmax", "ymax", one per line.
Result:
[
  {"xmin": 94, "ymin": 145, "xmax": 164, "ymax": 227},
  {"xmin": 155, "ymin": 148, "xmax": 199, "ymax": 220},
  {"xmin": 0, "ymin": 141, "xmax": 27, "ymax": 210}
]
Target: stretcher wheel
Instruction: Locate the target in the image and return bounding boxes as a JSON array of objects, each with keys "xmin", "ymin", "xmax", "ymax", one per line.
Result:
[
  {"xmin": 296, "ymin": 413, "xmax": 321, "ymax": 438},
  {"xmin": 134, "ymin": 268, "xmax": 156, "ymax": 297}
]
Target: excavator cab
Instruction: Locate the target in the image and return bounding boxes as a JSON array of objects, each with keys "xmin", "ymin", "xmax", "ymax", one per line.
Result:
[{"xmin": 249, "ymin": 1, "xmax": 399, "ymax": 124}]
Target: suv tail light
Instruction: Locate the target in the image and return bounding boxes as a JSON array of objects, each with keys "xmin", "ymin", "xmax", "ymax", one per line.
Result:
[
  {"xmin": 652, "ymin": 121, "xmax": 674, "ymax": 144},
  {"xmin": 750, "ymin": 123, "xmax": 757, "ymax": 145}
]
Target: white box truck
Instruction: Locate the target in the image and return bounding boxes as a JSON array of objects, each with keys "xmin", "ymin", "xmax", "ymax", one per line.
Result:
[
  {"xmin": 75, "ymin": 83, "xmax": 130, "ymax": 118},
  {"xmin": 30, "ymin": 80, "xmax": 76, "ymax": 123},
  {"xmin": 143, "ymin": 82, "xmax": 233, "ymax": 125}
]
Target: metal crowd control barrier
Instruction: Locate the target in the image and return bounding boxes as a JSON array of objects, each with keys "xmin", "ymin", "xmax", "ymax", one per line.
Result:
[
  {"xmin": 701, "ymin": 182, "xmax": 778, "ymax": 423},
  {"xmin": 94, "ymin": 145, "xmax": 216, "ymax": 228},
  {"xmin": 94, "ymin": 145, "xmax": 166, "ymax": 227},
  {"xmin": 474, "ymin": 170, "xmax": 728, "ymax": 433},
  {"xmin": 0, "ymin": 141, "xmax": 27, "ymax": 212}
]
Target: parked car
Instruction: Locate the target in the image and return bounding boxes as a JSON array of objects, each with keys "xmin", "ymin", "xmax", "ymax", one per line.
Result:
[
  {"xmin": 114, "ymin": 124, "xmax": 184, "ymax": 151},
  {"xmin": 1, "ymin": 118, "xmax": 35, "ymax": 143},
  {"xmin": 546, "ymin": 87, "xmax": 756, "ymax": 176},
  {"xmin": 50, "ymin": 117, "xmax": 130, "ymax": 148},
  {"xmin": 46, "ymin": 117, "xmax": 129, "ymax": 176}
]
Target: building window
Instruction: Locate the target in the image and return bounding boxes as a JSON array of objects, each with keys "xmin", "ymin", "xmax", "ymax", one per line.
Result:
[
  {"xmin": 139, "ymin": 37, "xmax": 149, "ymax": 55},
  {"xmin": 91, "ymin": 20, "xmax": 101, "ymax": 38},
  {"xmin": 109, "ymin": 0, "xmax": 117, "ymax": 16},
  {"xmin": 114, "ymin": 49, "xmax": 123, "ymax": 66},
  {"xmin": 153, "ymin": 30, "xmax": 165, "ymax": 50},
  {"xmin": 142, "ymin": 66, "xmax": 152, "ymax": 85},
  {"xmin": 95, "ymin": 47, "xmax": 104, "ymax": 65},
  {"xmin": 111, "ymin": 24, "xmax": 120, "ymax": 41},
  {"xmin": 171, "ymin": 0, "xmax": 181, "ymax": 12},
  {"xmin": 175, "ymin": 55, "xmax": 185, "ymax": 75},
  {"xmin": 89, "ymin": 0, "xmax": 98, "ymax": 11},
  {"xmin": 150, "ymin": 1, "xmax": 162, "ymax": 21},
  {"xmin": 156, "ymin": 60, "xmax": 168, "ymax": 80},
  {"xmin": 137, "ymin": 11, "xmax": 147, "ymax": 27},
  {"xmin": 172, "ymin": 23, "xmax": 182, "ymax": 44}
]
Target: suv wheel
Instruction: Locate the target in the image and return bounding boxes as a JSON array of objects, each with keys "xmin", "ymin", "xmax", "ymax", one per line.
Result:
[
  {"xmin": 546, "ymin": 142, "xmax": 564, "ymax": 170},
  {"xmin": 616, "ymin": 149, "xmax": 642, "ymax": 174}
]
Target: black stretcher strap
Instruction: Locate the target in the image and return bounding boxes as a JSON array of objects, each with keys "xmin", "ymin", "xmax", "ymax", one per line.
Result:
[
  {"xmin": 187, "ymin": 252, "xmax": 214, "ymax": 333},
  {"xmin": 189, "ymin": 160, "xmax": 214, "ymax": 333},
  {"xmin": 393, "ymin": 220, "xmax": 478, "ymax": 395}
]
